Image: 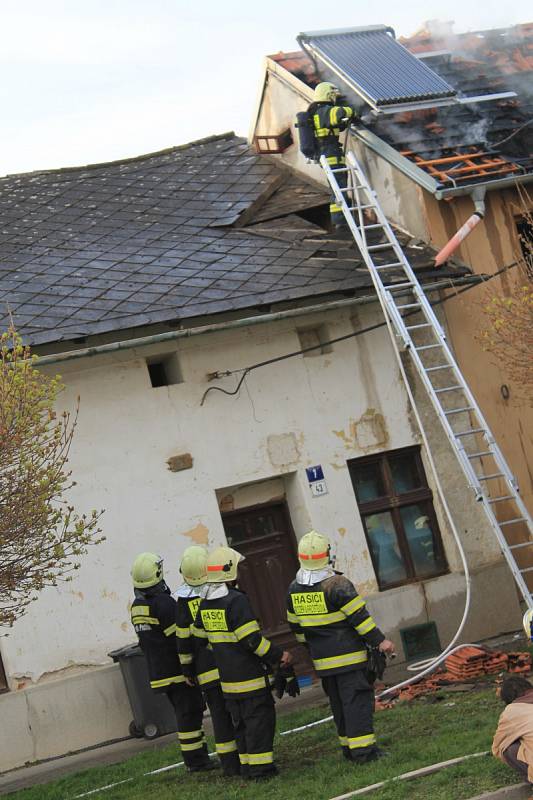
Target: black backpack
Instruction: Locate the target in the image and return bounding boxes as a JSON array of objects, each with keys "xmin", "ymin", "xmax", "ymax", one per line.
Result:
[{"xmin": 295, "ymin": 109, "xmax": 318, "ymax": 161}]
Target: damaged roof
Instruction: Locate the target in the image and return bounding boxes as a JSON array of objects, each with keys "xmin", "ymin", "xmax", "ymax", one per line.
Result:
[
  {"xmin": 0, "ymin": 133, "xmax": 467, "ymax": 347},
  {"xmin": 274, "ymin": 22, "xmax": 533, "ymax": 193}
]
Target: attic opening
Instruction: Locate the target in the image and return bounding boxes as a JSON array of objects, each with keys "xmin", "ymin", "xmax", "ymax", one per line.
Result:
[
  {"xmin": 295, "ymin": 204, "xmax": 330, "ymax": 231},
  {"xmin": 146, "ymin": 353, "xmax": 182, "ymax": 388}
]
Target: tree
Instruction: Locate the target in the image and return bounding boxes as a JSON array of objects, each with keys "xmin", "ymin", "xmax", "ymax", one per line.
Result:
[{"xmin": 0, "ymin": 326, "xmax": 104, "ymax": 627}]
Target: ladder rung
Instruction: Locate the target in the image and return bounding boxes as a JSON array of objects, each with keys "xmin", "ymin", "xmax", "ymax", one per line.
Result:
[
  {"xmin": 510, "ymin": 541, "xmax": 533, "ymax": 550},
  {"xmin": 435, "ymin": 386, "xmax": 463, "ymax": 394},
  {"xmin": 467, "ymin": 451, "xmax": 493, "ymax": 458},
  {"xmin": 488, "ymin": 496, "xmax": 514, "ymax": 503},
  {"xmin": 455, "ymin": 428, "xmax": 486, "ymax": 438},
  {"xmin": 397, "ymin": 302, "xmax": 421, "ymax": 309},
  {"xmin": 386, "ymin": 282, "xmax": 415, "ymax": 291},
  {"xmin": 332, "ymin": 167, "xmax": 349, "ymax": 173},
  {"xmin": 415, "ymin": 344, "xmax": 442, "ymax": 351},
  {"xmin": 500, "ymin": 518, "xmax": 527, "ymax": 527},
  {"xmin": 520, "ymin": 567, "xmax": 533, "ymax": 574},
  {"xmin": 426, "ymin": 364, "xmax": 453, "ymax": 372},
  {"xmin": 444, "ymin": 407, "xmax": 475, "ymax": 415},
  {"xmin": 348, "ymin": 204, "xmax": 375, "ymax": 211},
  {"xmin": 363, "ymin": 224, "xmax": 385, "ymax": 230},
  {"xmin": 376, "ymin": 263, "xmax": 403, "ymax": 270},
  {"xmin": 367, "ymin": 243, "xmax": 396, "ymax": 251},
  {"xmin": 478, "ymin": 473, "xmax": 505, "ymax": 481},
  {"xmin": 406, "ymin": 323, "xmax": 433, "ymax": 330}
]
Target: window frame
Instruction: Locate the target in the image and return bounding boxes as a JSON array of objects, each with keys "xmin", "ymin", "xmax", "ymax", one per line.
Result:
[{"xmin": 348, "ymin": 446, "xmax": 448, "ymax": 590}]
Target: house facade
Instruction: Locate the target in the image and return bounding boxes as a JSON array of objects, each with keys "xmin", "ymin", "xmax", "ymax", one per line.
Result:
[
  {"xmin": 250, "ymin": 21, "xmax": 533, "ymax": 520},
  {"xmin": 0, "ymin": 133, "xmax": 523, "ymax": 770}
]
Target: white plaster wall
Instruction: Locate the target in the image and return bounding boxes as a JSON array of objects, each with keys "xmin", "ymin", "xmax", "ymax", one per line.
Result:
[{"xmin": 2, "ymin": 304, "xmax": 517, "ymax": 688}]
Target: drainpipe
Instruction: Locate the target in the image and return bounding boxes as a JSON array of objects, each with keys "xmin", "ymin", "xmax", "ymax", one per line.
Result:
[{"xmin": 434, "ymin": 186, "xmax": 486, "ymax": 268}]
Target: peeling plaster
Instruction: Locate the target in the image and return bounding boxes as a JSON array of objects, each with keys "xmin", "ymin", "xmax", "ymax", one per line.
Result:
[
  {"xmin": 181, "ymin": 523, "xmax": 209, "ymax": 545},
  {"xmin": 333, "ymin": 409, "xmax": 389, "ymax": 453},
  {"xmin": 267, "ymin": 433, "xmax": 301, "ymax": 467},
  {"xmin": 338, "ymin": 527, "xmax": 347, "ymax": 537}
]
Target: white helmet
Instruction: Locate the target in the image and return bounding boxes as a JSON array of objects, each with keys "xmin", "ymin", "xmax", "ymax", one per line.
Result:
[{"xmin": 523, "ymin": 608, "xmax": 533, "ymax": 641}]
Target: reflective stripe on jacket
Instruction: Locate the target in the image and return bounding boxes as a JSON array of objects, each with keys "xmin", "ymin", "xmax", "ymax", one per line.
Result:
[
  {"xmin": 176, "ymin": 595, "xmax": 221, "ymax": 689},
  {"xmin": 193, "ymin": 588, "xmax": 283, "ymax": 699},
  {"xmin": 286, "ymin": 574, "xmax": 384, "ymax": 677},
  {"xmin": 131, "ymin": 588, "xmax": 184, "ymax": 692}
]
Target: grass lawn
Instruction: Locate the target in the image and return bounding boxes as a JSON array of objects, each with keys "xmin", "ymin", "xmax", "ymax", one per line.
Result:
[{"xmin": 5, "ymin": 684, "xmax": 522, "ymax": 800}]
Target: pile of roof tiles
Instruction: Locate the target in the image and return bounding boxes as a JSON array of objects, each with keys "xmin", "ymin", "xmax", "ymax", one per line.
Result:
[{"xmin": 376, "ymin": 646, "xmax": 532, "ymax": 706}]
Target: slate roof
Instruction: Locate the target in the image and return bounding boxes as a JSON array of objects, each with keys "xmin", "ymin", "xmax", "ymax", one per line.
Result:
[{"xmin": 0, "ymin": 133, "xmax": 467, "ymax": 347}]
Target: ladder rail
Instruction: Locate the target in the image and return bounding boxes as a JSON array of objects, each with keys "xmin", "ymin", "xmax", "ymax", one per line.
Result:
[{"xmin": 320, "ymin": 152, "xmax": 533, "ymax": 607}]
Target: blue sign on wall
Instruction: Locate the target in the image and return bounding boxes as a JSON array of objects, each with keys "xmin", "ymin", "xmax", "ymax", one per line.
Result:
[{"xmin": 306, "ymin": 465, "xmax": 324, "ymax": 483}]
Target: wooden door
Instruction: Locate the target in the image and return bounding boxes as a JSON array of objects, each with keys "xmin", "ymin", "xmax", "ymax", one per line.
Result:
[{"xmin": 222, "ymin": 501, "xmax": 312, "ymax": 675}]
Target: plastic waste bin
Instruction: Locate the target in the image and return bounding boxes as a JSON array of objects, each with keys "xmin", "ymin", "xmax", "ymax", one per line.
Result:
[{"xmin": 108, "ymin": 643, "xmax": 177, "ymax": 739}]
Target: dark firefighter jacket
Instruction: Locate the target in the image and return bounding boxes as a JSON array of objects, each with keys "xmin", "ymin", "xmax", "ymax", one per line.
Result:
[
  {"xmin": 131, "ymin": 583, "xmax": 184, "ymax": 692},
  {"xmin": 311, "ymin": 102, "xmax": 355, "ymax": 165},
  {"xmin": 193, "ymin": 588, "xmax": 283, "ymax": 699},
  {"xmin": 176, "ymin": 594, "xmax": 220, "ymax": 690},
  {"xmin": 287, "ymin": 573, "xmax": 385, "ymax": 677}
]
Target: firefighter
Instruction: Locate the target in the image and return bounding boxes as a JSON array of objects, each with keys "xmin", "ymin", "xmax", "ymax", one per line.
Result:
[
  {"xmin": 309, "ymin": 81, "xmax": 357, "ymax": 228},
  {"xmin": 130, "ymin": 552, "xmax": 214, "ymax": 772},
  {"xmin": 192, "ymin": 546, "xmax": 295, "ymax": 780},
  {"xmin": 287, "ymin": 531, "xmax": 395, "ymax": 763},
  {"xmin": 176, "ymin": 545, "xmax": 241, "ymax": 777}
]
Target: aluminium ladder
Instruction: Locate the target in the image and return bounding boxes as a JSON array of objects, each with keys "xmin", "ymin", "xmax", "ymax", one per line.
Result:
[{"xmin": 321, "ymin": 151, "xmax": 533, "ymax": 608}]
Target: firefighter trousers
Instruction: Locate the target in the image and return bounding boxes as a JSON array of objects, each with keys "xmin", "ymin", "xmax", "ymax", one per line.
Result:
[
  {"xmin": 318, "ymin": 141, "xmax": 347, "ymax": 227},
  {"xmin": 165, "ymin": 683, "xmax": 209, "ymax": 769},
  {"xmin": 204, "ymin": 685, "xmax": 241, "ymax": 776},
  {"xmin": 322, "ymin": 669, "xmax": 377, "ymax": 762},
  {"xmin": 225, "ymin": 690, "xmax": 277, "ymax": 778}
]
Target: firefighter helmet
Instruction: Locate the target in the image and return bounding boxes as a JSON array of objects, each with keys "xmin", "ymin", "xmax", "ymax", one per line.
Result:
[
  {"xmin": 298, "ymin": 530, "xmax": 331, "ymax": 570},
  {"xmin": 313, "ymin": 82, "xmax": 340, "ymax": 103},
  {"xmin": 523, "ymin": 608, "xmax": 533, "ymax": 641},
  {"xmin": 206, "ymin": 546, "xmax": 244, "ymax": 583},
  {"xmin": 131, "ymin": 552, "xmax": 164, "ymax": 589},
  {"xmin": 180, "ymin": 545, "xmax": 208, "ymax": 586}
]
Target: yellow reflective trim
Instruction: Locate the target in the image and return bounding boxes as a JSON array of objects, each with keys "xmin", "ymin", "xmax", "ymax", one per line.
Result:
[
  {"xmin": 340, "ymin": 596, "xmax": 365, "ymax": 616},
  {"xmin": 326, "ymin": 155, "xmax": 344, "ymax": 165},
  {"xmin": 221, "ymin": 676, "xmax": 267, "ymax": 694},
  {"xmin": 164, "ymin": 623, "xmax": 176, "ymax": 637},
  {"xmin": 330, "ymin": 203, "xmax": 343, "ymax": 213},
  {"xmin": 192, "ymin": 626, "xmax": 208, "ymax": 638},
  {"xmin": 348, "ymin": 734, "xmax": 376, "ymax": 749},
  {"xmin": 132, "ymin": 616, "xmax": 159, "ymax": 626},
  {"xmin": 235, "ymin": 620, "xmax": 260, "ymax": 640},
  {"xmin": 179, "ymin": 729, "xmax": 203, "ymax": 740},
  {"xmin": 216, "ymin": 740, "xmax": 238, "ymax": 754},
  {"xmin": 239, "ymin": 753, "xmax": 249, "ymax": 765},
  {"xmin": 180, "ymin": 741, "xmax": 206, "ymax": 751},
  {"xmin": 254, "ymin": 637, "xmax": 271, "ymax": 657},
  {"xmin": 339, "ymin": 735, "xmax": 348, "ymax": 746},
  {"xmin": 313, "ymin": 650, "xmax": 367, "ymax": 671},
  {"xmin": 296, "ymin": 611, "xmax": 345, "ymax": 627},
  {"xmin": 198, "ymin": 668, "xmax": 220, "ymax": 685},
  {"xmin": 295, "ymin": 633, "xmax": 306, "ymax": 643},
  {"xmin": 355, "ymin": 617, "xmax": 376, "ymax": 635},
  {"xmin": 150, "ymin": 675, "xmax": 185, "ymax": 688},
  {"xmin": 287, "ymin": 611, "xmax": 299, "ymax": 624},
  {"xmin": 131, "ymin": 605, "xmax": 150, "ymax": 616},
  {"xmin": 329, "ymin": 107, "xmax": 338, "ymax": 126},
  {"xmin": 176, "ymin": 626, "xmax": 191, "ymax": 639},
  {"xmin": 179, "ymin": 653, "xmax": 193, "ymax": 665},
  {"xmin": 248, "ymin": 752, "xmax": 274, "ymax": 765},
  {"xmin": 208, "ymin": 631, "xmax": 238, "ymax": 643}
]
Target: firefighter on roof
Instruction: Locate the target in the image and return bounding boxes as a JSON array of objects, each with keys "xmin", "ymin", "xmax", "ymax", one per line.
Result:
[
  {"xmin": 310, "ymin": 81, "xmax": 356, "ymax": 228},
  {"xmin": 287, "ymin": 531, "xmax": 395, "ymax": 763},
  {"xmin": 130, "ymin": 552, "xmax": 214, "ymax": 772},
  {"xmin": 175, "ymin": 545, "xmax": 241, "ymax": 777},
  {"xmin": 192, "ymin": 545, "xmax": 297, "ymax": 780}
]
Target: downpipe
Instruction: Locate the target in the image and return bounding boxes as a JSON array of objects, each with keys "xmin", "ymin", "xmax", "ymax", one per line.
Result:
[{"xmin": 435, "ymin": 187, "xmax": 486, "ymax": 267}]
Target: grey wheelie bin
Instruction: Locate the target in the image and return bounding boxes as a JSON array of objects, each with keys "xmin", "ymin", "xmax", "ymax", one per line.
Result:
[{"xmin": 108, "ymin": 643, "xmax": 177, "ymax": 739}]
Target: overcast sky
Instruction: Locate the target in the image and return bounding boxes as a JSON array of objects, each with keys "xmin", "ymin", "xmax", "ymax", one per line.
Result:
[{"xmin": 1, "ymin": 0, "xmax": 531, "ymax": 176}]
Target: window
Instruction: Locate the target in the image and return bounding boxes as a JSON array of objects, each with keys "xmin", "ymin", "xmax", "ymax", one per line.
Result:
[
  {"xmin": 146, "ymin": 353, "xmax": 182, "ymax": 388},
  {"xmin": 0, "ymin": 650, "xmax": 8, "ymax": 693},
  {"xmin": 297, "ymin": 325, "xmax": 332, "ymax": 357},
  {"xmin": 516, "ymin": 215, "xmax": 533, "ymax": 278},
  {"xmin": 348, "ymin": 447, "xmax": 448, "ymax": 590}
]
